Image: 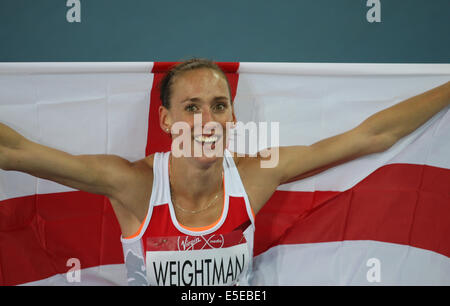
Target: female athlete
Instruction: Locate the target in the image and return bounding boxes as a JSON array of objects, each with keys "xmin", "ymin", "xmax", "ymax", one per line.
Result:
[{"xmin": 0, "ymin": 59, "xmax": 449, "ymax": 285}]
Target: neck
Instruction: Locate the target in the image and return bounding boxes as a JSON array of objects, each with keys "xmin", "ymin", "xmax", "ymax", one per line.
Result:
[{"xmin": 169, "ymin": 155, "xmax": 223, "ymax": 207}]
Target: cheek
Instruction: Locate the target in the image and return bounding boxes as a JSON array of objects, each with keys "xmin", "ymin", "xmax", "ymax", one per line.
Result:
[
  {"xmin": 173, "ymin": 118, "xmax": 195, "ymax": 138},
  {"xmin": 170, "ymin": 110, "xmax": 194, "ymax": 127}
]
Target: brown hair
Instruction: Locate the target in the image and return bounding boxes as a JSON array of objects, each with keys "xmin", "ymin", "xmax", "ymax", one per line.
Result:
[{"xmin": 159, "ymin": 58, "xmax": 232, "ymax": 109}]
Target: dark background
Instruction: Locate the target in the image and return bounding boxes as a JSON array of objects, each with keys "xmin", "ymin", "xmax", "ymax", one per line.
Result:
[{"xmin": 0, "ymin": 0, "xmax": 449, "ymax": 62}]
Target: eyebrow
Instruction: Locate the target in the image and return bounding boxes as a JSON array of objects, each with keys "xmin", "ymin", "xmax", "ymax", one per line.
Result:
[{"xmin": 180, "ymin": 96, "xmax": 230, "ymax": 103}]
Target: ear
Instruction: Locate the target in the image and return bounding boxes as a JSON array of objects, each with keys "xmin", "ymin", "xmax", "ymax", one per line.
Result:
[{"xmin": 159, "ymin": 106, "xmax": 172, "ymax": 133}]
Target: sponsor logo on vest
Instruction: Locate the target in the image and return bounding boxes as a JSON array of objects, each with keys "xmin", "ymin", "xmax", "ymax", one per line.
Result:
[{"xmin": 177, "ymin": 234, "xmax": 224, "ymax": 251}]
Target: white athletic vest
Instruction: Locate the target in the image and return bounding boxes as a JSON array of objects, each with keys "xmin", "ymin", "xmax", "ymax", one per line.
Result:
[{"xmin": 120, "ymin": 150, "xmax": 255, "ymax": 286}]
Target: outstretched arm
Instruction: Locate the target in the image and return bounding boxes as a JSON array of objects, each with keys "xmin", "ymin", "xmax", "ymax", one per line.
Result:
[
  {"xmin": 0, "ymin": 122, "xmax": 139, "ymax": 198},
  {"xmin": 278, "ymin": 81, "xmax": 450, "ymax": 184},
  {"xmin": 239, "ymin": 81, "xmax": 450, "ymax": 214},
  {"xmin": 0, "ymin": 122, "xmax": 154, "ymax": 236}
]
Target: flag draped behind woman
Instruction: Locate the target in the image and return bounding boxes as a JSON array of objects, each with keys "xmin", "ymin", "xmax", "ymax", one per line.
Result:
[{"xmin": 0, "ymin": 62, "xmax": 449, "ymax": 285}]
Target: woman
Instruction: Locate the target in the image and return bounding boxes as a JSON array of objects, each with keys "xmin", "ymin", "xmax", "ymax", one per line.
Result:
[{"xmin": 0, "ymin": 59, "xmax": 449, "ymax": 285}]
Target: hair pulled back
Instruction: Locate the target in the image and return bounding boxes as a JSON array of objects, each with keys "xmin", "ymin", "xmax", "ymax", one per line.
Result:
[{"xmin": 159, "ymin": 58, "xmax": 231, "ymax": 109}]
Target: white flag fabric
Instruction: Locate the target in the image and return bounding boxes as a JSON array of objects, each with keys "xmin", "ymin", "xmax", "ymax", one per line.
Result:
[{"xmin": 0, "ymin": 62, "xmax": 449, "ymax": 285}]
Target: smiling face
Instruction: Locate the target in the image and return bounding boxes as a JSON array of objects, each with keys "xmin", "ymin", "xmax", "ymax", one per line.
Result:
[{"xmin": 159, "ymin": 68, "xmax": 236, "ymax": 165}]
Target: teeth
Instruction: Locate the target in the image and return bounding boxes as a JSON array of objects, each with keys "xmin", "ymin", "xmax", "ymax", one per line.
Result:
[{"xmin": 195, "ymin": 135, "xmax": 218, "ymax": 143}]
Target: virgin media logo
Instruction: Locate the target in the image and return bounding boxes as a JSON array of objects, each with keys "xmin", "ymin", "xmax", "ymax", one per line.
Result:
[{"xmin": 177, "ymin": 234, "xmax": 224, "ymax": 251}]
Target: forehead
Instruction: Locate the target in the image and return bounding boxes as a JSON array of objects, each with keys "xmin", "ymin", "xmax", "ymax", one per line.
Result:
[{"xmin": 170, "ymin": 68, "xmax": 230, "ymax": 102}]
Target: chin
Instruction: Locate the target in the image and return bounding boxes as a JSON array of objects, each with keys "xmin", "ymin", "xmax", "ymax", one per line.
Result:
[
  {"xmin": 192, "ymin": 155, "xmax": 221, "ymax": 167},
  {"xmin": 190, "ymin": 138, "xmax": 225, "ymax": 168}
]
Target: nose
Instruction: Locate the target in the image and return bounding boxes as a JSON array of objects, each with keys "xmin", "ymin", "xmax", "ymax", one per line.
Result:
[
  {"xmin": 201, "ymin": 107, "xmax": 214, "ymax": 124},
  {"xmin": 193, "ymin": 108, "xmax": 220, "ymax": 135}
]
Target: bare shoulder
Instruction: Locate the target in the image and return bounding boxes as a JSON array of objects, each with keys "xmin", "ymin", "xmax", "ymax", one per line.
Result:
[
  {"xmin": 115, "ymin": 153, "xmax": 155, "ymax": 199},
  {"xmin": 231, "ymin": 151, "xmax": 281, "ymax": 215},
  {"xmin": 126, "ymin": 154, "xmax": 154, "ymax": 180},
  {"xmin": 232, "ymin": 150, "xmax": 280, "ymax": 178},
  {"xmin": 139, "ymin": 153, "xmax": 155, "ymax": 169},
  {"xmin": 108, "ymin": 154, "xmax": 155, "ymax": 237},
  {"xmin": 231, "ymin": 153, "xmax": 257, "ymax": 179}
]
